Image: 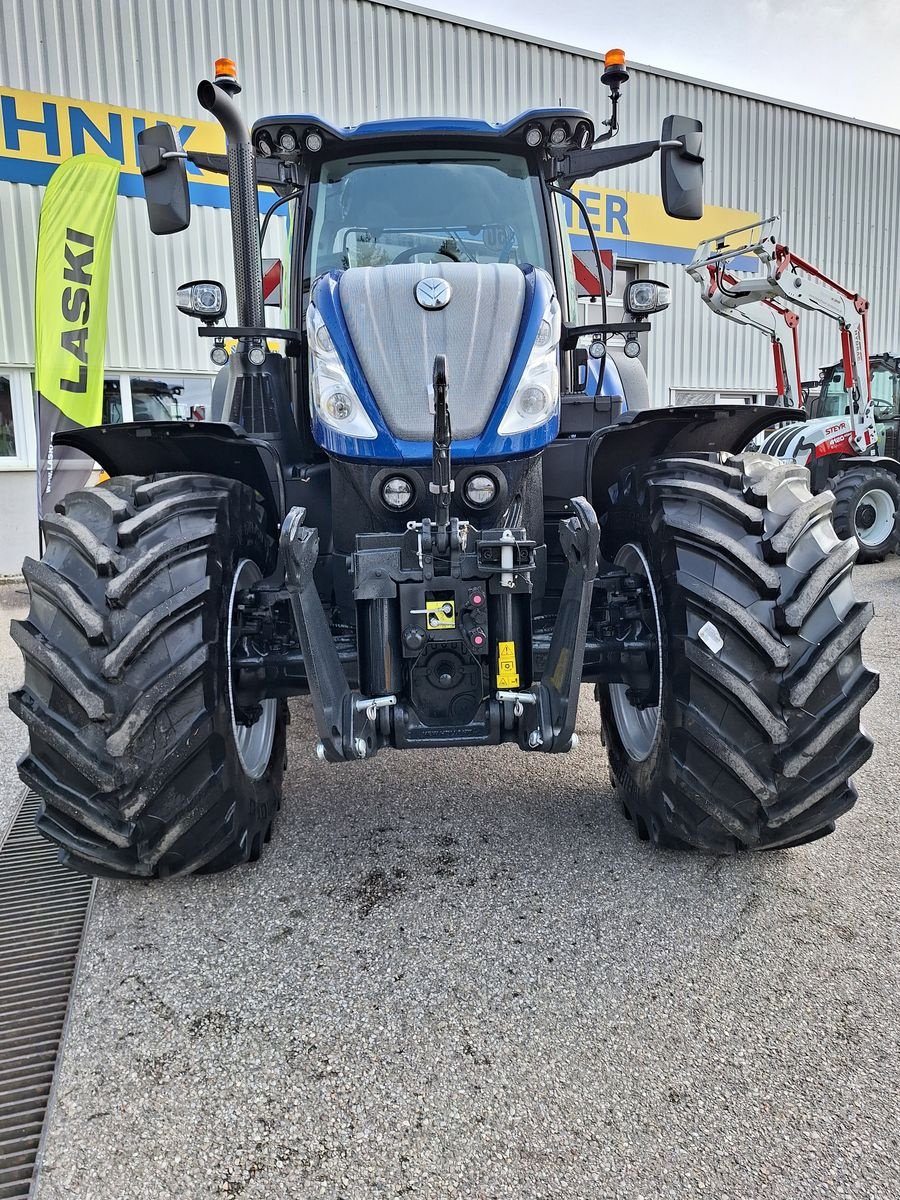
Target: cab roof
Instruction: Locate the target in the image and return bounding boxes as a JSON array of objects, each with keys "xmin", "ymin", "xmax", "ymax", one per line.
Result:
[{"xmin": 251, "ymin": 108, "xmax": 595, "ymax": 160}]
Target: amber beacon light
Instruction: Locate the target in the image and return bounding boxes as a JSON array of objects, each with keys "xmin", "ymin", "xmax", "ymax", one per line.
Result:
[
  {"xmin": 602, "ymin": 48, "xmax": 629, "ymax": 87},
  {"xmin": 214, "ymin": 57, "xmax": 237, "ymax": 80}
]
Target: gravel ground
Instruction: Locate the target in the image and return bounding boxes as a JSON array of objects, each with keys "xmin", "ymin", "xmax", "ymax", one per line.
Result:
[{"xmin": 3, "ymin": 562, "xmax": 898, "ymax": 1200}]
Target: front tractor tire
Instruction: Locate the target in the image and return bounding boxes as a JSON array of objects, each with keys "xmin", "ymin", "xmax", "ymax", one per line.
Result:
[
  {"xmin": 10, "ymin": 474, "xmax": 287, "ymax": 879},
  {"xmin": 598, "ymin": 453, "xmax": 877, "ymax": 853},
  {"xmin": 830, "ymin": 465, "xmax": 900, "ymax": 562}
]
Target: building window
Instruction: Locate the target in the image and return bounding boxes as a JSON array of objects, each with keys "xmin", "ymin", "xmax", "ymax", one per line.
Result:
[
  {"xmin": 135, "ymin": 375, "xmax": 213, "ymax": 421},
  {"xmin": 0, "ymin": 370, "xmax": 37, "ymax": 469},
  {"xmin": 0, "ymin": 378, "xmax": 18, "ymax": 458},
  {"xmin": 671, "ymin": 388, "xmax": 768, "ymax": 406},
  {"xmin": 0, "ymin": 369, "xmax": 213, "ymax": 471},
  {"xmin": 101, "ymin": 374, "xmax": 214, "ymax": 424}
]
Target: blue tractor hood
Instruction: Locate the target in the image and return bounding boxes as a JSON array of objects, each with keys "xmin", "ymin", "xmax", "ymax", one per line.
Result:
[{"xmin": 307, "ymin": 263, "xmax": 561, "ymax": 464}]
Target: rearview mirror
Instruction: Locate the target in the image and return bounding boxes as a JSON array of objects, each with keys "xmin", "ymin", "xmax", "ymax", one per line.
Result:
[
  {"xmin": 660, "ymin": 115, "xmax": 703, "ymax": 221},
  {"xmin": 138, "ymin": 123, "xmax": 191, "ymax": 235}
]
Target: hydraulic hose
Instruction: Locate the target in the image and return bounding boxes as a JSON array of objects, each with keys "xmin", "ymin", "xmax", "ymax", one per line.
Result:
[
  {"xmin": 197, "ymin": 79, "xmax": 264, "ymax": 329},
  {"xmin": 550, "ymin": 184, "xmax": 609, "ymax": 396}
]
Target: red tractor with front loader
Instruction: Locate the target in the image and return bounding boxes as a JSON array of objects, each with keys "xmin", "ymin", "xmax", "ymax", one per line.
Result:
[{"xmin": 689, "ymin": 216, "xmax": 900, "ymax": 561}]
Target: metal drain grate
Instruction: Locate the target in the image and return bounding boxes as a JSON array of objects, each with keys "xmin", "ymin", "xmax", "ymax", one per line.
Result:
[{"xmin": 0, "ymin": 791, "xmax": 94, "ymax": 1200}]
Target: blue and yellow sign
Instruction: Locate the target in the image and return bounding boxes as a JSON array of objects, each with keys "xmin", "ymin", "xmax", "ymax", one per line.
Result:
[
  {"xmin": 0, "ymin": 86, "xmax": 235, "ymax": 207},
  {"xmin": 564, "ymin": 181, "xmax": 758, "ymax": 267},
  {"xmin": 1, "ymin": 86, "xmax": 758, "ymax": 263}
]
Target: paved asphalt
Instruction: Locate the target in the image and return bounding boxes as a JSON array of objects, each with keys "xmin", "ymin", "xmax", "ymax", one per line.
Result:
[{"xmin": 2, "ymin": 563, "xmax": 898, "ymax": 1200}]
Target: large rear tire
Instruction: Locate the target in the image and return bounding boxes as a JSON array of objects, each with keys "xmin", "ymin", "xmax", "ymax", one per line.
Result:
[
  {"xmin": 598, "ymin": 453, "xmax": 877, "ymax": 852},
  {"xmin": 830, "ymin": 465, "xmax": 900, "ymax": 562},
  {"xmin": 10, "ymin": 474, "xmax": 287, "ymax": 878}
]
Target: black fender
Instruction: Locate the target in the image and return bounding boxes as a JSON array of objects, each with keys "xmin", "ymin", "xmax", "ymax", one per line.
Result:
[
  {"xmin": 54, "ymin": 420, "xmax": 287, "ymax": 531},
  {"xmin": 809, "ymin": 452, "xmax": 900, "ymax": 493},
  {"xmin": 834, "ymin": 453, "xmax": 900, "ymax": 479},
  {"xmin": 586, "ymin": 405, "xmax": 802, "ymax": 510}
]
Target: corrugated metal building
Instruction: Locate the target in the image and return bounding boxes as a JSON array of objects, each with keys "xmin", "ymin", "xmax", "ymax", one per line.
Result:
[{"xmin": 1, "ymin": 0, "xmax": 898, "ymax": 570}]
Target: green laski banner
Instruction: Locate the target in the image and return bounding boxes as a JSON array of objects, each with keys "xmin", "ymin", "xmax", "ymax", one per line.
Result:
[{"xmin": 34, "ymin": 153, "xmax": 119, "ymax": 515}]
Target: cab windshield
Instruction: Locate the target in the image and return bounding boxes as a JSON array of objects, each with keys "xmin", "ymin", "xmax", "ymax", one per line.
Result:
[
  {"xmin": 304, "ymin": 149, "xmax": 550, "ymax": 280},
  {"xmin": 816, "ymin": 363, "xmax": 898, "ymax": 421}
]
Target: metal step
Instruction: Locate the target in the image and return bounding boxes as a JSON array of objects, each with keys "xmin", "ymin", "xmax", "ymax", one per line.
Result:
[{"xmin": 0, "ymin": 792, "xmax": 94, "ymax": 1200}]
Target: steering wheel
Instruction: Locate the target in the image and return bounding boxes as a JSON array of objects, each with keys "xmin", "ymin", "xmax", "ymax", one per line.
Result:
[
  {"xmin": 873, "ymin": 398, "xmax": 894, "ymax": 421},
  {"xmin": 391, "ymin": 246, "xmax": 461, "ymax": 265}
]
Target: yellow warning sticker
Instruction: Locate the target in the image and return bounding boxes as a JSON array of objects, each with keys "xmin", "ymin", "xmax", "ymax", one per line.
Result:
[
  {"xmin": 425, "ymin": 599, "xmax": 456, "ymax": 629},
  {"xmin": 496, "ymin": 640, "xmax": 520, "ymax": 688}
]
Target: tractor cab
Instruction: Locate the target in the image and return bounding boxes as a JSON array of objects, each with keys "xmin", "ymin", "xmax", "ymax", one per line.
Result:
[
  {"xmin": 257, "ymin": 106, "xmax": 672, "ymax": 414},
  {"xmin": 266, "ymin": 110, "xmax": 583, "ymax": 469},
  {"xmin": 812, "ymin": 354, "xmax": 900, "ymax": 457}
]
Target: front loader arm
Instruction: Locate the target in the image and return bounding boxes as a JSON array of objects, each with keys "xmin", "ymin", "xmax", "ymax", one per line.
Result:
[
  {"xmin": 688, "ymin": 215, "xmax": 875, "ymax": 451},
  {"xmin": 688, "ymin": 262, "xmax": 803, "ymax": 407},
  {"xmin": 771, "ymin": 246, "xmax": 874, "ymax": 450}
]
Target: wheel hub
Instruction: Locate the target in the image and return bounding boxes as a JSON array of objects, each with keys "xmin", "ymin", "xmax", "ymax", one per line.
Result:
[
  {"xmin": 854, "ymin": 487, "xmax": 895, "ymax": 547},
  {"xmin": 857, "ymin": 503, "xmax": 876, "ymax": 530},
  {"xmin": 607, "ymin": 543, "xmax": 663, "ymax": 762},
  {"xmin": 227, "ymin": 559, "xmax": 278, "ymax": 780}
]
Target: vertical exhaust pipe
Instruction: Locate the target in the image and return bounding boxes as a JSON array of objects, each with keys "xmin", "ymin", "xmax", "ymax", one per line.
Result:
[{"xmin": 197, "ymin": 67, "xmax": 264, "ymax": 329}]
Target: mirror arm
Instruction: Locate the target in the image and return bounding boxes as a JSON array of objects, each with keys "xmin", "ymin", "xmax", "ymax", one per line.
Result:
[
  {"xmin": 185, "ymin": 149, "xmax": 292, "ymax": 188},
  {"xmin": 554, "ymin": 138, "xmax": 661, "ymax": 185},
  {"xmin": 186, "ymin": 150, "xmax": 229, "ymax": 176},
  {"xmin": 139, "ymin": 144, "xmax": 187, "ymax": 176},
  {"xmin": 660, "ymin": 135, "xmax": 704, "ymax": 163}
]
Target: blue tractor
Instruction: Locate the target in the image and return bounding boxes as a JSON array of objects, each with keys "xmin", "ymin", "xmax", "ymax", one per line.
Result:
[{"xmin": 11, "ymin": 54, "xmax": 876, "ymax": 876}]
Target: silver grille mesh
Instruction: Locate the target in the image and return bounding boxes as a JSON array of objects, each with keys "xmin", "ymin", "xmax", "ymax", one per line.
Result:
[
  {"xmin": 339, "ymin": 263, "xmax": 526, "ymax": 441},
  {"xmin": 0, "ymin": 792, "xmax": 94, "ymax": 1200}
]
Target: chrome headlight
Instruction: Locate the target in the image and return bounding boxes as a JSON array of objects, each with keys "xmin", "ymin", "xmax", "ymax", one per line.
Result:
[
  {"xmin": 463, "ymin": 473, "xmax": 499, "ymax": 507},
  {"xmin": 175, "ymin": 279, "xmax": 227, "ymax": 322},
  {"xmin": 307, "ymin": 304, "xmax": 378, "ymax": 439},
  {"xmin": 381, "ymin": 475, "xmax": 415, "ymax": 510},
  {"xmin": 624, "ymin": 279, "xmax": 670, "ymax": 315},
  {"xmin": 497, "ymin": 294, "xmax": 561, "ymax": 436}
]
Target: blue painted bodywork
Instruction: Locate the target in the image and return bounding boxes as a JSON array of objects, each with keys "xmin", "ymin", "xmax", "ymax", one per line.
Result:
[
  {"xmin": 309, "ymin": 265, "xmax": 559, "ymax": 463},
  {"xmin": 584, "ymin": 353, "xmax": 626, "ymax": 405}
]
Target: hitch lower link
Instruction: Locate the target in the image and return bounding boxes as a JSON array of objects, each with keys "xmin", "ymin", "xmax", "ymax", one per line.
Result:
[
  {"xmin": 280, "ymin": 507, "xmax": 395, "ymax": 762},
  {"xmin": 497, "ymin": 495, "xmax": 600, "ymax": 753},
  {"xmin": 279, "ymin": 496, "xmax": 600, "ymax": 761}
]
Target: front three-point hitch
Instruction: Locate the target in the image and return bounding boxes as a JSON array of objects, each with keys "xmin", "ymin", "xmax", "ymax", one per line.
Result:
[{"xmin": 229, "ymin": 356, "xmax": 659, "ymax": 759}]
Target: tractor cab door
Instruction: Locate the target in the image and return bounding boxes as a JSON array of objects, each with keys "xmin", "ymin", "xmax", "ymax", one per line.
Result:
[
  {"xmin": 871, "ymin": 361, "xmax": 900, "ymax": 458},
  {"xmin": 815, "ymin": 359, "xmax": 900, "ymax": 458}
]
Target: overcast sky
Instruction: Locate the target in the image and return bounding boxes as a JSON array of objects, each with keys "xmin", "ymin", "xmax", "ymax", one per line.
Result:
[{"xmin": 427, "ymin": 0, "xmax": 900, "ymax": 127}]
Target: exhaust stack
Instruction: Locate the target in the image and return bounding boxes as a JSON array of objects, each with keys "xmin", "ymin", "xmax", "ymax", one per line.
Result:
[{"xmin": 197, "ymin": 60, "xmax": 264, "ymax": 330}]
